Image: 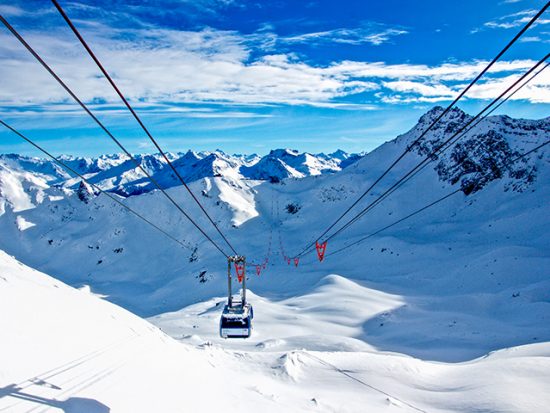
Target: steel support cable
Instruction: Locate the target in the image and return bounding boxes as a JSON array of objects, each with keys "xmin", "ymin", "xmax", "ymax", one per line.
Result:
[
  {"xmin": 514, "ymin": 140, "xmax": 550, "ymax": 159},
  {"xmin": 324, "ymin": 57, "xmax": 550, "ymax": 243},
  {"xmin": 0, "ymin": 15, "xmax": 229, "ymax": 258},
  {"xmin": 325, "ymin": 190, "xmax": 462, "ymax": 258},
  {"xmin": 323, "ymin": 54, "xmax": 550, "ymax": 242},
  {"xmin": 393, "ymin": 60, "xmax": 550, "ymax": 192},
  {"xmin": 325, "ymin": 141, "xmax": 549, "ymax": 258},
  {"xmin": 427, "ymin": 60, "xmax": 550, "ymax": 162},
  {"xmin": 0, "ymin": 119, "xmax": 191, "ymax": 251},
  {"xmin": 50, "ymin": 0, "xmax": 238, "ymax": 256},
  {"xmin": 290, "ymin": 65, "xmax": 547, "ymax": 262},
  {"xmin": 293, "ymin": 2, "xmax": 549, "ymax": 258},
  {"xmin": 296, "ymin": 53, "xmax": 550, "ymax": 258}
]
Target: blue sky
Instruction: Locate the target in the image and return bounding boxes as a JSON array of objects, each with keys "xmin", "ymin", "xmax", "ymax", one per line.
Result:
[{"xmin": 0, "ymin": 0, "xmax": 548, "ymax": 157}]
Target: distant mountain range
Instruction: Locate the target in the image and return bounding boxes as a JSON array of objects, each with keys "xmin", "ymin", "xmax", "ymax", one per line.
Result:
[
  {"xmin": 0, "ymin": 106, "xmax": 548, "ymax": 218},
  {"xmin": 0, "ymin": 148, "xmax": 364, "ymax": 198}
]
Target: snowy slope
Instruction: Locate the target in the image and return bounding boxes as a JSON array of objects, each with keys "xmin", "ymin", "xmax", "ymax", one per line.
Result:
[
  {"xmin": 0, "ymin": 250, "xmax": 244, "ymax": 412},
  {"xmin": 241, "ymin": 154, "xmax": 305, "ymax": 181},
  {"xmin": 0, "ymin": 107, "xmax": 549, "ymax": 411},
  {"xmin": 2, "ymin": 252, "xmax": 550, "ymax": 413},
  {"xmin": 0, "ymin": 108, "xmax": 547, "ymax": 316},
  {"xmin": 0, "ymin": 159, "xmax": 53, "ymax": 215},
  {"xmin": 240, "ymin": 148, "xmax": 359, "ymax": 182}
]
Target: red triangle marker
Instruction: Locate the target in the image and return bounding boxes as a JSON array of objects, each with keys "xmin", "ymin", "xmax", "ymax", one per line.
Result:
[
  {"xmin": 315, "ymin": 241, "xmax": 328, "ymax": 262},
  {"xmin": 234, "ymin": 262, "xmax": 245, "ymax": 283}
]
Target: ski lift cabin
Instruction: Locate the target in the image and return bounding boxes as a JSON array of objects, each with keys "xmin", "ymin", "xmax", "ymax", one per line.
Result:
[
  {"xmin": 220, "ymin": 300, "xmax": 253, "ymax": 338},
  {"xmin": 220, "ymin": 256, "xmax": 254, "ymax": 339}
]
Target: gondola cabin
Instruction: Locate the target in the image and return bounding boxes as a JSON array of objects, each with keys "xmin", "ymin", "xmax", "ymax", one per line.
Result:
[
  {"xmin": 219, "ymin": 301, "xmax": 253, "ymax": 338},
  {"xmin": 220, "ymin": 255, "xmax": 253, "ymax": 339}
]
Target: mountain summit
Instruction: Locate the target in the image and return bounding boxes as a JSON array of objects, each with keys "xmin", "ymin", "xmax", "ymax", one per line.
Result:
[{"xmin": 0, "ymin": 148, "xmax": 362, "ymax": 198}]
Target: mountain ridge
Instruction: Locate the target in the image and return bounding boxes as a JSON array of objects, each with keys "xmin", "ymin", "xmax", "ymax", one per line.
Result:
[
  {"xmin": 0, "ymin": 148, "xmax": 364, "ymax": 198},
  {"xmin": 1, "ymin": 106, "xmax": 548, "ymax": 216}
]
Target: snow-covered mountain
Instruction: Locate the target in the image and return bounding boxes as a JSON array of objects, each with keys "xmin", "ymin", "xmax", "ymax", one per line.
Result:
[
  {"xmin": 1, "ymin": 106, "xmax": 549, "ymax": 412},
  {"xmin": 241, "ymin": 148, "xmax": 364, "ymax": 182},
  {"xmin": 0, "ymin": 148, "xmax": 362, "ymax": 199},
  {"xmin": 406, "ymin": 106, "xmax": 548, "ymax": 193}
]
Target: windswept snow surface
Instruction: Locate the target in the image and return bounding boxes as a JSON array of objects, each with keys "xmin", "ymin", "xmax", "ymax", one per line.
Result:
[
  {"xmin": 2, "ymin": 252, "xmax": 550, "ymax": 413},
  {"xmin": 1, "ymin": 108, "xmax": 549, "ymax": 412}
]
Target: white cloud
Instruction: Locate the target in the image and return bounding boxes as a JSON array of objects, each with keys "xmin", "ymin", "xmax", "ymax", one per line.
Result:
[
  {"xmin": 374, "ymin": 61, "xmax": 550, "ymax": 104},
  {"xmin": 382, "ymin": 81, "xmax": 457, "ymax": 98},
  {"xmin": 282, "ymin": 26, "xmax": 408, "ymax": 46},
  {"xmin": 137, "ymin": 140, "xmax": 152, "ymax": 149},
  {"xmin": 0, "ymin": 17, "xmax": 548, "ymax": 115},
  {"xmin": 0, "ymin": 5, "xmax": 25, "ymax": 16},
  {"xmin": 465, "ymin": 69, "xmax": 550, "ymax": 103},
  {"xmin": 322, "ymin": 59, "xmax": 538, "ymax": 82},
  {"xmin": 479, "ymin": 9, "xmax": 550, "ymax": 30},
  {"xmin": 520, "ymin": 35, "xmax": 542, "ymax": 42},
  {"xmin": 0, "ymin": 26, "xmax": 376, "ymax": 109},
  {"xmin": 519, "ymin": 35, "xmax": 550, "ymax": 43}
]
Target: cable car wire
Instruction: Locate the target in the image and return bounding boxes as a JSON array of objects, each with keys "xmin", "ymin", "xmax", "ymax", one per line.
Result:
[
  {"xmin": 325, "ymin": 139, "xmax": 549, "ymax": 259},
  {"xmin": 316, "ymin": 55, "xmax": 550, "ymax": 249},
  {"xmin": 0, "ymin": 14, "xmax": 230, "ymax": 258},
  {"xmin": 281, "ymin": 57, "xmax": 548, "ymax": 260},
  {"xmin": 326, "ymin": 190, "xmax": 462, "ymax": 258},
  {"xmin": 295, "ymin": 52, "xmax": 549, "ymax": 258},
  {"xmin": 292, "ymin": 2, "xmax": 549, "ymax": 258},
  {"xmin": 50, "ymin": 0, "xmax": 238, "ymax": 256},
  {"xmin": 0, "ymin": 119, "xmax": 191, "ymax": 251},
  {"xmin": 321, "ymin": 53, "xmax": 549, "ymax": 244},
  {"xmin": 425, "ymin": 60, "xmax": 550, "ymax": 161}
]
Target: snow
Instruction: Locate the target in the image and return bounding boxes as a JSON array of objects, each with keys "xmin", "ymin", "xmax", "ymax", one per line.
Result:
[
  {"xmin": 0, "ymin": 168, "xmax": 35, "ymax": 213},
  {"xmin": 1, "ymin": 150, "xmax": 357, "ymax": 197},
  {"xmin": 151, "ymin": 275, "xmax": 400, "ymax": 352},
  {"xmin": 213, "ymin": 177, "xmax": 259, "ymax": 226},
  {"xmin": 0, "ymin": 107, "xmax": 549, "ymax": 412},
  {"xmin": 0, "ymin": 251, "xmax": 251, "ymax": 412},
  {"xmin": 15, "ymin": 215, "xmax": 35, "ymax": 231},
  {"xmin": 0, "ymin": 156, "xmax": 57, "ymax": 215},
  {"xmin": 1, "ymin": 251, "xmax": 549, "ymax": 412}
]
